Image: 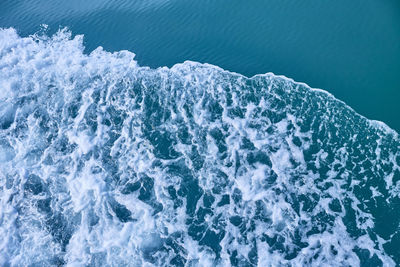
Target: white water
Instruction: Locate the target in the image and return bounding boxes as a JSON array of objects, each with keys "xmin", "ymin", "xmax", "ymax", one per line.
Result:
[{"xmin": 0, "ymin": 28, "xmax": 399, "ymax": 266}]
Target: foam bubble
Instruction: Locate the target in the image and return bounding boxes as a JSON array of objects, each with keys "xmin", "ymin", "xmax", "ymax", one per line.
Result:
[{"xmin": 0, "ymin": 27, "xmax": 399, "ymax": 266}]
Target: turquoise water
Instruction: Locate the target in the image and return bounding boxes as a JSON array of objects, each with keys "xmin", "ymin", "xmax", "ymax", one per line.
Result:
[
  {"xmin": 1, "ymin": 0, "xmax": 400, "ymax": 131},
  {"xmin": 1, "ymin": 1, "xmax": 400, "ymax": 267}
]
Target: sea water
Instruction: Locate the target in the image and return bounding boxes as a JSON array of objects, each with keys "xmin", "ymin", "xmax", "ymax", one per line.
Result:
[
  {"xmin": 1, "ymin": 1, "xmax": 400, "ymax": 267},
  {"xmin": 1, "ymin": 0, "xmax": 400, "ymax": 131},
  {"xmin": 0, "ymin": 28, "xmax": 399, "ymax": 266}
]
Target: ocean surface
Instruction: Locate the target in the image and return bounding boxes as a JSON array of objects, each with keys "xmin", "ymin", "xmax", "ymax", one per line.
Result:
[
  {"xmin": 0, "ymin": 1, "xmax": 400, "ymax": 267},
  {"xmin": 1, "ymin": 0, "xmax": 400, "ymax": 131}
]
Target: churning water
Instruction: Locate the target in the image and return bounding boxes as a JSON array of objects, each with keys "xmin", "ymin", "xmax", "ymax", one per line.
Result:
[
  {"xmin": 1, "ymin": 0, "xmax": 400, "ymax": 266},
  {"xmin": 0, "ymin": 28, "xmax": 399, "ymax": 266}
]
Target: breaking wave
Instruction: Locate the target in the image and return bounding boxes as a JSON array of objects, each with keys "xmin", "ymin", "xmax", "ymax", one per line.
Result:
[{"xmin": 0, "ymin": 28, "xmax": 399, "ymax": 266}]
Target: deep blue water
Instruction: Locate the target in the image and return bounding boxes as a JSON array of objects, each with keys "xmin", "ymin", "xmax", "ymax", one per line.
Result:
[
  {"xmin": 1, "ymin": 1, "xmax": 400, "ymax": 266},
  {"xmin": 1, "ymin": 0, "xmax": 400, "ymax": 131}
]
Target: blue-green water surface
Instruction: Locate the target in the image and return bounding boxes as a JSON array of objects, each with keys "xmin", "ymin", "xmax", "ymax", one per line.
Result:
[
  {"xmin": 1, "ymin": 1, "xmax": 400, "ymax": 267},
  {"xmin": 1, "ymin": 0, "xmax": 400, "ymax": 130}
]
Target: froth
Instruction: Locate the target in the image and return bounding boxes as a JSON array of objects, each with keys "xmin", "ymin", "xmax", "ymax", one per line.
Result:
[{"xmin": 0, "ymin": 28, "xmax": 399, "ymax": 266}]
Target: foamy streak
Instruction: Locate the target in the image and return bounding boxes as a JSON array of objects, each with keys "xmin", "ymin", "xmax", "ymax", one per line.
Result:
[{"xmin": 0, "ymin": 28, "xmax": 399, "ymax": 266}]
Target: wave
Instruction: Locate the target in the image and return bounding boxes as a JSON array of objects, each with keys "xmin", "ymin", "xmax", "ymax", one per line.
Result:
[{"xmin": 0, "ymin": 27, "xmax": 399, "ymax": 266}]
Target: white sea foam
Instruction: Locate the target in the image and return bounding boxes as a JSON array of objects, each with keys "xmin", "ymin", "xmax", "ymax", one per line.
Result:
[{"xmin": 0, "ymin": 27, "xmax": 399, "ymax": 266}]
